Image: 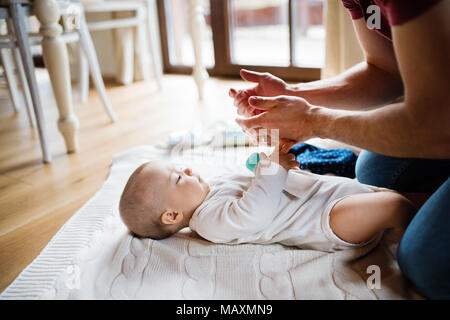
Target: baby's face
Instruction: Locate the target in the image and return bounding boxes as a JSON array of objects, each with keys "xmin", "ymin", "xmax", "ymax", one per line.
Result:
[{"xmin": 143, "ymin": 161, "xmax": 210, "ymax": 219}]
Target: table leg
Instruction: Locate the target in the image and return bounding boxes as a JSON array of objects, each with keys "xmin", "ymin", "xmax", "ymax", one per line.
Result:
[
  {"xmin": 189, "ymin": 0, "xmax": 209, "ymax": 100},
  {"xmin": 34, "ymin": 0, "xmax": 79, "ymax": 153}
]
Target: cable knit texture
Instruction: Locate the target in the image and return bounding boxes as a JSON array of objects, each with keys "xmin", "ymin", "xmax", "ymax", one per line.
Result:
[{"xmin": 0, "ymin": 145, "xmax": 423, "ymax": 299}]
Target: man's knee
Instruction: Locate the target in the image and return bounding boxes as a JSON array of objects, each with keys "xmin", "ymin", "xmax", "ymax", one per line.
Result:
[
  {"xmin": 355, "ymin": 151, "xmax": 407, "ymax": 188},
  {"xmin": 356, "ymin": 151, "xmax": 450, "ymax": 192},
  {"xmin": 398, "ymin": 235, "xmax": 450, "ymax": 299}
]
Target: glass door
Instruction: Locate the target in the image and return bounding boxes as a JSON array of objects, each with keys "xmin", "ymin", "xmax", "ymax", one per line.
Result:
[{"xmin": 157, "ymin": 0, "xmax": 325, "ymax": 81}]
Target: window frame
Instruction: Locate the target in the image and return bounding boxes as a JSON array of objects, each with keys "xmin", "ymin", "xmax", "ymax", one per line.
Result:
[{"xmin": 157, "ymin": 0, "xmax": 322, "ymax": 81}]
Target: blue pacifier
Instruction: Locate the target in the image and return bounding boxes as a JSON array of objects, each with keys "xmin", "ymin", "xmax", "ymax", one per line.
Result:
[{"xmin": 246, "ymin": 152, "xmax": 261, "ymax": 172}]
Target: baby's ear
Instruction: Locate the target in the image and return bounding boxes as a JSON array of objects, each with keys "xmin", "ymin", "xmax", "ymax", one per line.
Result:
[{"xmin": 160, "ymin": 210, "xmax": 184, "ymax": 225}]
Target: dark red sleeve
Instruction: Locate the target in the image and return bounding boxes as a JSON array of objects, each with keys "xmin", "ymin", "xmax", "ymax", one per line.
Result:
[
  {"xmin": 381, "ymin": 0, "xmax": 442, "ymax": 26},
  {"xmin": 341, "ymin": 0, "xmax": 363, "ymax": 20}
]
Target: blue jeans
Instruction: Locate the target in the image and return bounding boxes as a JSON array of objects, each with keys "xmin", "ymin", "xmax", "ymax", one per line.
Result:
[{"xmin": 356, "ymin": 151, "xmax": 450, "ymax": 299}]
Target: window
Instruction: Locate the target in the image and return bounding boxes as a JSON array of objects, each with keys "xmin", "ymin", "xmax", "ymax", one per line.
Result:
[
  {"xmin": 160, "ymin": 0, "xmax": 215, "ymax": 68},
  {"xmin": 229, "ymin": 0, "xmax": 291, "ymax": 66},
  {"xmin": 157, "ymin": 0, "xmax": 325, "ymax": 81}
]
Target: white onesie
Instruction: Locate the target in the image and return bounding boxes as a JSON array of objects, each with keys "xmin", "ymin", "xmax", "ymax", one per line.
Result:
[{"xmin": 189, "ymin": 160, "xmax": 381, "ymax": 252}]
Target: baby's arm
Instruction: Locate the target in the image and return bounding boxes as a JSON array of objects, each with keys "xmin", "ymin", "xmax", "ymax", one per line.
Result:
[
  {"xmin": 192, "ymin": 145, "xmax": 300, "ymax": 243},
  {"xmin": 329, "ymin": 191, "xmax": 417, "ymax": 244},
  {"xmin": 191, "ymin": 159, "xmax": 288, "ymax": 243},
  {"xmin": 225, "ymin": 145, "xmax": 300, "ymax": 231}
]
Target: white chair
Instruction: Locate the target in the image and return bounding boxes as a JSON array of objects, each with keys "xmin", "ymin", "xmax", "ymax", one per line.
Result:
[
  {"xmin": 80, "ymin": 0, "xmax": 162, "ymax": 94},
  {"xmin": 62, "ymin": 1, "xmax": 118, "ymax": 120},
  {"xmin": 0, "ymin": 0, "xmax": 118, "ymax": 162},
  {"xmin": 0, "ymin": 2, "xmax": 52, "ymax": 162},
  {"xmin": 0, "ymin": 19, "xmax": 36, "ymax": 127},
  {"xmin": 2, "ymin": 1, "xmax": 118, "ymax": 122},
  {"xmin": 82, "ymin": 0, "xmax": 207, "ymax": 99}
]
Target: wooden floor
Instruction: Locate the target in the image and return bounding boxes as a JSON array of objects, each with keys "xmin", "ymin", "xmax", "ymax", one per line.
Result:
[{"xmin": 0, "ymin": 72, "xmax": 244, "ymax": 292}]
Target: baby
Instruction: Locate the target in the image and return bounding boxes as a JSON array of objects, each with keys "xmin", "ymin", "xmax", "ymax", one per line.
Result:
[{"xmin": 119, "ymin": 144, "xmax": 416, "ymax": 252}]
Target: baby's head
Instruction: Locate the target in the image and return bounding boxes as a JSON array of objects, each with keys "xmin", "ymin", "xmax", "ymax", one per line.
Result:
[{"xmin": 119, "ymin": 161, "xmax": 210, "ymax": 239}]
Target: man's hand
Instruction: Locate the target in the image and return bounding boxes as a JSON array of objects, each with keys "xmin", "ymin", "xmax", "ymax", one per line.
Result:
[
  {"xmin": 236, "ymin": 95, "xmax": 320, "ymax": 146},
  {"xmin": 229, "ymin": 69, "xmax": 289, "ymax": 117}
]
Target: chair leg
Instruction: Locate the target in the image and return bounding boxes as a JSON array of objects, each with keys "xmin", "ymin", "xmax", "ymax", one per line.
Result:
[
  {"xmin": 145, "ymin": 0, "xmax": 163, "ymax": 89},
  {"xmin": 1, "ymin": 48, "xmax": 21, "ymax": 112},
  {"xmin": 78, "ymin": 12, "xmax": 117, "ymax": 122},
  {"xmin": 9, "ymin": 6, "xmax": 52, "ymax": 163},
  {"xmin": 13, "ymin": 47, "xmax": 36, "ymax": 128},
  {"xmin": 136, "ymin": 8, "xmax": 151, "ymax": 82},
  {"xmin": 114, "ymin": 13, "xmax": 134, "ymax": 85},
  {"xmin": 77, "ymin": 42, "xmax": 89, "ymax": 104}
]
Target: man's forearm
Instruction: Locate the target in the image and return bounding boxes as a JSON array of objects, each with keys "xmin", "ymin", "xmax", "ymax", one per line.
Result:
[
  {"xmin": 313, "ymin": 101, "xmax": 450, "ymax": 159},
  {"xmin": 288, "ymin": 62, "xmax": 404, "ymax": 110}
]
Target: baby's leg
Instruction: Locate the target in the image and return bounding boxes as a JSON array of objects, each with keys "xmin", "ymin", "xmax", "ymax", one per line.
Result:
[
  {"xmin": 360, "ymin": 183, "xmax": 431, "ymax": 210},
  {"xmin": 329, "ymin": 191, "xmax": 416, "ymax": 244}
]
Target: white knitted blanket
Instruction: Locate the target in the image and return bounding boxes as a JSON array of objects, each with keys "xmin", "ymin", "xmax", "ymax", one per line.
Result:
[{"xmin": 1, "ymin": 145, "xmax": 423, "ymax": 299}]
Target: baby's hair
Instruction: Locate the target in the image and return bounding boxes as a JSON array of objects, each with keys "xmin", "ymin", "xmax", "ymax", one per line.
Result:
[{"xmin": 119, "ymin": 162, "xmax": 173, "ymax": 240}]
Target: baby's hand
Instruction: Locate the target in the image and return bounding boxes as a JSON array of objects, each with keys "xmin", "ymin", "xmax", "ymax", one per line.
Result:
[
  {"xmin": 277, "ymin": 151, "xmax": 300, "ymax": 172},
  {"xmin": 261, "ymin": 143, "xmax": 300, "ymax": 172}
]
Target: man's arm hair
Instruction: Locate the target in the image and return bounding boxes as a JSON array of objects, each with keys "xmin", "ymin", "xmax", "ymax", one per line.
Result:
[
  {"xmin": 290, "ymin": 18, "xmax": 404, "ymax": 110},
  {"xmin": 314, "ymin": 1, "xmax": 450, "ymax": 158}
]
